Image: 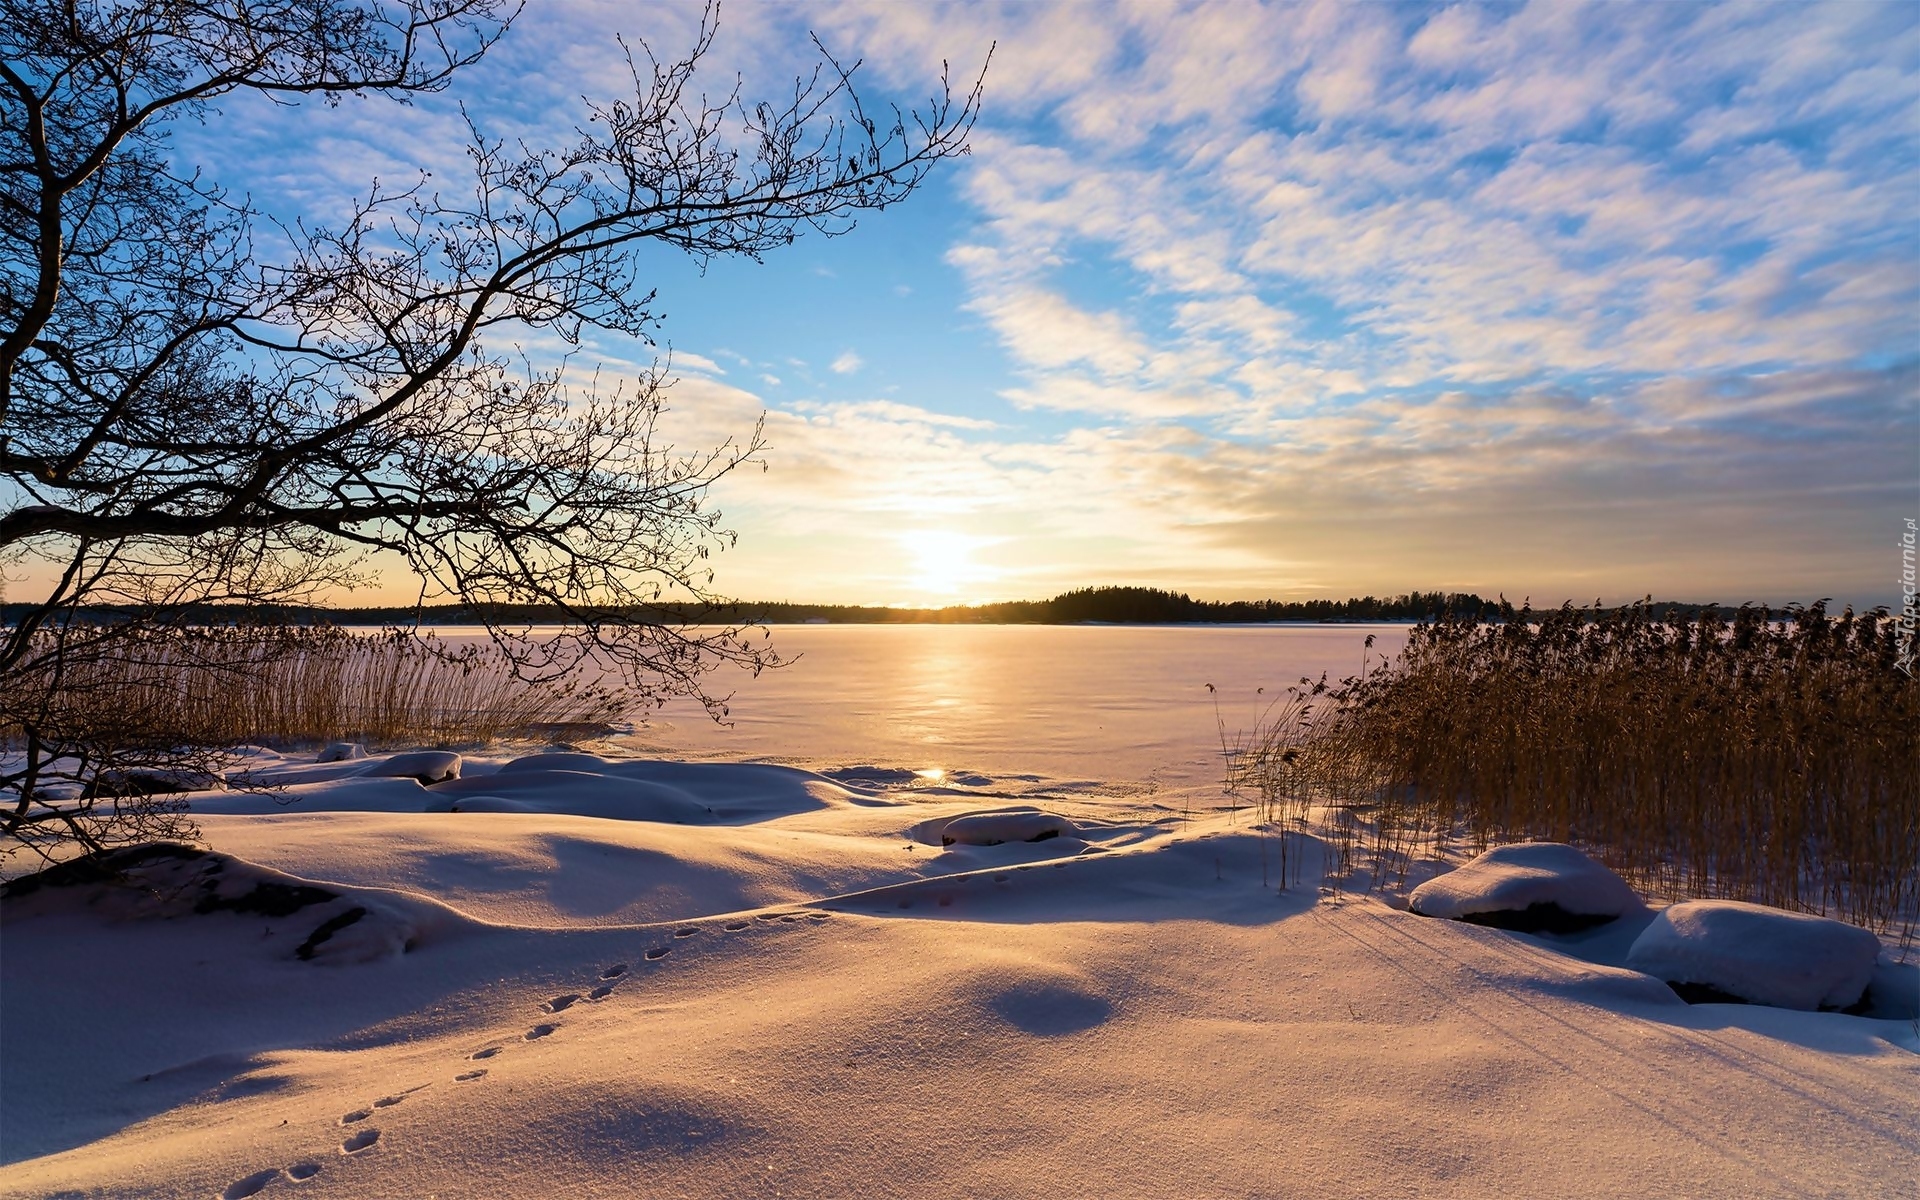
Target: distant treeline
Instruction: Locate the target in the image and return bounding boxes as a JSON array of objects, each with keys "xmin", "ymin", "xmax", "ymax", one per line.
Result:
[{"xmin": 5, "ymin": 587, "xmax": 1773, "ymax": 627}]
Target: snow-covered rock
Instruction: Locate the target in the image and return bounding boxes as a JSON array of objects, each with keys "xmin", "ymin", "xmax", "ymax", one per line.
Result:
[
  {"xmin": 1409, "ymin": 842, "xmax": 1643, "ymax": 932},
  {"xmin": 364, "ymin": 750, "xmax": 461, "ymax": 783},
  {"xmin": 934, "ymin": 808, "xmax": 1080, "ymax": 847},
  {"xmin": 1625, "ymin": 900, "xmax": 1881, "ymax": 1011},
  {"xmin": 316, "ymin": 742, "xmax": 368, "ymax": 763},
  {"xmin": 95, "ymin": 764, "xmax": 226, "ymax": 793},
  {"xmin": 0, "ymin": 843, "xmax": 417, "ymax": 965}
]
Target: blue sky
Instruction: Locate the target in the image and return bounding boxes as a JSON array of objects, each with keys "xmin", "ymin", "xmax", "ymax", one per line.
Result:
[{"xmin": 181, "ymin": 1, "xmax": 1917, "ymax": 608}]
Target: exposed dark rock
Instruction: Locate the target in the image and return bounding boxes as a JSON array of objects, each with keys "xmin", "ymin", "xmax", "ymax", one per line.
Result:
[
  {"xmin": 295, "ymin": 906, "xmax": 368, "ymax": 960},
  {"xmin": 192, "ymin": 877, "xmax": 338, "ymax": 919},
  {"xmin": 0, "ymin": 842, "xmax": 207, "ymax": 899},
  {"xmin": 1454, "ymin": 902, "xmax": 1620, "ymax": 935}
]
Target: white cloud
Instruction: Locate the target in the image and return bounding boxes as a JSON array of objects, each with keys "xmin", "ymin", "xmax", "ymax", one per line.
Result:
[{"xmin": 167, "ymin": 1, "xmax": 1918, "ymax": 607}]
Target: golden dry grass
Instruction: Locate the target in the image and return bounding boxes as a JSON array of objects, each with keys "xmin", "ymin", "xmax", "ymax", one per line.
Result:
[
  {"xmin": 1232, "ymin": 601, "xmax": 1918, "ymax": 940},
  {"xmin": 31, "ymin": 625, "xmax": 625, "ymax": 750}
]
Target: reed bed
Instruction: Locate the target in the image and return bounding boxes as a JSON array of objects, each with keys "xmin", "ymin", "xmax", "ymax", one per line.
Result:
[
  {"xmin": 22, "ymin": 625, "xmax": 625, "ymax": 750},
  {"xmin": 1230, "ymin": 601, "xmax": 1919, "ymax": 940}
]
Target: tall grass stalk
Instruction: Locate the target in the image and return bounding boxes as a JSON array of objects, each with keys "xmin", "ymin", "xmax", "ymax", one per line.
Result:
[
  {"xmin": 27, "ymin": 626, "xmax": 625, "ymax": 750},
  {"xmin": 1233, "ymin": 601, "xmax": 1918, "ymax": 940}
]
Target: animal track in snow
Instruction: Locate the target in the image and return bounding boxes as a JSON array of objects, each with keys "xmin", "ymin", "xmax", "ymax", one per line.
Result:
[
  {"xmin": 285, "ymin": 1163, "xmax": 322, "ymax": 1181},
  {"xmin": 524, "ymin": 1023, "xmax": 556, "ymax": 1040},
  {"xmin": 643, "ymin": 946, "xmax": 670, "ymax": 961},
  {"xmin": 338, "ymin": 1108, "xmax": 372, "ymax": 1125},
  {"xmin": 455, "ymin": 1069, "xmax": 487, "ymax": 1082},
  {"xmin": 469, "ymin": 1046, "xmax": 503, "ymax": 1060},
  {"xmin": 542, "ymin": 993, "xmax": 581, "ymax": 1013},
  {"xmin": 339, "ymin": 1129, "xmax": 380, "ymax": 1155},
  {"xmin": 371, "ymin": 1091, "xmax": 414, "ymax": 1108},
  {"xmin": 220, "ymin": 1169, "xmax": 280, "ymax": 1198},
  {"xmin": 600, "ymin": 963, "xmax": 629, "ymax": 979}
]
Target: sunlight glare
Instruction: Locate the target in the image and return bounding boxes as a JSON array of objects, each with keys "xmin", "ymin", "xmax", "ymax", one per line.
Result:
[{"xmin": 900, "ymin": 530, "xmax": 998, "ymax": 599}]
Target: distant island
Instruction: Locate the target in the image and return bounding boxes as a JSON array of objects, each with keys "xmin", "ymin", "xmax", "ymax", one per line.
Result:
[{"xmin": 5, "ymin": 586, "xmax": 1754, "ymax": 627}]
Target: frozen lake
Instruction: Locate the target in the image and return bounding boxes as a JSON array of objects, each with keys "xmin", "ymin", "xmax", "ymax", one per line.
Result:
[{"xmin": 618, "ymin": 624, "xmax": 1411, "ymax": 794}]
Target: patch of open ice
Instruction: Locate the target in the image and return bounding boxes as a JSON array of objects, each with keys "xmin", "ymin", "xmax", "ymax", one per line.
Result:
[
  {"xmin": 1625, "ymin": 899, "xmax": 1881, "ymax": 1011},
  {"xmin": 1408, "ymin": 842, "xmax": 1643, "ymax": 931}
]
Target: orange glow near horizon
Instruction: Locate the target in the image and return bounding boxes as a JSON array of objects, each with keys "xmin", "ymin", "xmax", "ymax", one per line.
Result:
[{"xmin": 899, "ymin": 530, "xmax": 1000, "ymax": 601}]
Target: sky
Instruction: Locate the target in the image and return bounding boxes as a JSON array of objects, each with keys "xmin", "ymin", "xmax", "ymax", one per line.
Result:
[{"xmin": 158, "ymin": 2, "xmax": 1920, "ymax": 607}]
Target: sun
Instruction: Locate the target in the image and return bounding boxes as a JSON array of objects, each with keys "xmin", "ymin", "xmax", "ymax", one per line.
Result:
[{"xmin": 900, "ymin": 530, "xmax": 996, "ymax": 599}]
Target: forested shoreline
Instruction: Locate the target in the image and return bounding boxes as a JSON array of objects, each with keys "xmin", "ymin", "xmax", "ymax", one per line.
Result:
[{"xmin": 4, "ymin": 586, "xmax": 1755, "ymax": 627}]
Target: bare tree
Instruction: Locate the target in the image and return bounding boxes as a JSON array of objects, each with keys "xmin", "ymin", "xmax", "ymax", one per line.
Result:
[{"xmin": 0, "ymin": 0, "xmax": 984, "ymax": 862}]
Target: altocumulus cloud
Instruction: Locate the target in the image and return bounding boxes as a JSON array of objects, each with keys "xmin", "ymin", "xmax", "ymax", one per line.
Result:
[
  {"xmin": 790, "ymin": 0, "xmax": 1918, "ymax": 605},
  {"xmin": 159, "ymin": 1, "xmax": 1918, "ymax": 606}
]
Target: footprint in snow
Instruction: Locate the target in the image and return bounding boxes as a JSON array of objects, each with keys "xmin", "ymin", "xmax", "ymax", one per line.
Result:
[
  {"xmin": 589, "ymin": 983, "xmax": 617, "ymax": 1001},
  {"xmin": 339, "ymin": 1129, "xmax": 380, "ymax": 1155},
  {"xmin": 525, "ymin": 1023, "xmax": 556, "ymax": 1040},
  {"xmin": 469, "ymin": 1046, "xmax": 503, "ymax": 1060},
  {"xmin": 285, "ymin": 1163, "xmax": 322, "ymax": 1182},
  {"xmin": 644, "ymin": 946, "xmax": 670, "ymax": 961},
  {"xmin": 674, "ymin": 927, "xmax": 699, "ymax": 938},
  {"xmin": 220, "ymin": 1169, "xmax": 280, "ymax": 1199},
  {"xmin": 723, "ymin": 921, "xmax": 750, "ymax": 932},
  {"xmin": 600, "ymin": 963, "xmax": 629, "ymax": 980},
  {"xmin": 756, "ymin": 913, "xmax": 781, "ymax": 922},
  {"xmin": 372, "ymin": 1091, "xmax": 414, "ymax": 1109},
  {"xmin": 339, "ymin": 1108, "xmax": 372, "ymax": 1125},
  {"xmin": 455, "ymin": 1069, "xmax": 487, "ymax": 1082},
  {"xmin": 542, "ymin": 993, "xmax": 581, "ymax": 1013}
]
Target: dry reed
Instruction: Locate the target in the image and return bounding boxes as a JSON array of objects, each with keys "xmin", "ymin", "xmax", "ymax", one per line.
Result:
[
  {"xmin": 31, "ymin": 625, "xmax": 625, "ymax": 750},
  {"xmin": 1231, "ymin": 601, "xmax": 1918, "ymax": 940}
]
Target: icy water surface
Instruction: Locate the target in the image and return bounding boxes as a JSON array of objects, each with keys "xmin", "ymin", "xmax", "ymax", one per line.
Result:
[{"xmin": 616, "ymin": 624, "xmax": 1409, "ymax": 794}]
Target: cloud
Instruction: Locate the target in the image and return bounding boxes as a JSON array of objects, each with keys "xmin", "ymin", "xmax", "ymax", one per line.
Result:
[{"xmin": 160, "ymin": 1, "xmax": 1918, "ymax": 607}]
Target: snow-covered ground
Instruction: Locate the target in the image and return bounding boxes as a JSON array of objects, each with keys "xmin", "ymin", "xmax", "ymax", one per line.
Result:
[{"xmin": 3, "ymin": 747, "xmax": 1916, "ymax": 1200}]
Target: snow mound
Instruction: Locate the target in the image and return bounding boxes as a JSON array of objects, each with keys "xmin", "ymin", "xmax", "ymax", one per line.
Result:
[
  {"xmin": 496, "ymin": 751, "xmax": 617, "ymax": 774},
  {"xmin": 920, "ymin": 808, "xmax": 1081, "ymax": 847},
  {"xmin": 315, "ymin": 742, "xmax": 367, "ymax": 763},
  {"xmin": 0, "ymin": 844, "xmax": 417, "ymax": 965},
  {"xmin": 426, "ymin": 769, "xmax": 712, "ymax": 823},
  {"xmin": 1409, "ymin": 842, "xmax": 1642, "ymax": 932},
  {"xmin": 365, "ymin": 750, "xmax": 462, "ymax": 783},
  {"xmin": 1625, "ymin": 900, "xmax": 1881, "ymax": 1011}
]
